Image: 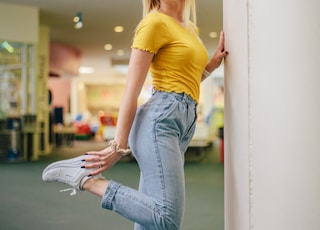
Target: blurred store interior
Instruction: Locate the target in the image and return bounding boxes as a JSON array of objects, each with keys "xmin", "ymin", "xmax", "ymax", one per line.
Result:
[{"xmin": 0, "ymin": 1, "xmax": 225, "ymax": 163}]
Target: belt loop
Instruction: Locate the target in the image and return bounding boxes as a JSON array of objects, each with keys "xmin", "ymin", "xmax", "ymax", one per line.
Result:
[
  {"xmin": 152, "ymin": 88, "xmax": 157, "ymax": 95},
  {"xmin": 183, "ymin": 93, "xmax": 188, "ymax": 103}
]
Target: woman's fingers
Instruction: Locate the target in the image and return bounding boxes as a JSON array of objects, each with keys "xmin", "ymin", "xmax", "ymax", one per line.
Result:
[
  {"xmin": 218, "ymin": 31, "xmax": 225, "ymax": 51},
  {"xmin": 83, "ymin": 161, "xmax": 102, "ymax": 168},
  {"xmin": 81, "ymin": 147, "xmax": 122, "ymax": 175}
]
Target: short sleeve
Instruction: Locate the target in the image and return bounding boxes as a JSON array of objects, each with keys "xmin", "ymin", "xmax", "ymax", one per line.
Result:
[{"xmin": 131, "ymin": 13, "xmax": 169, "ymax": 54}]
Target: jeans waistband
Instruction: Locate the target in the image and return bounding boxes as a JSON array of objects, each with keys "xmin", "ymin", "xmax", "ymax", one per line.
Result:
[{"xmin": 152, "ymin": 89, "xmax": 197, "ymax": 106}]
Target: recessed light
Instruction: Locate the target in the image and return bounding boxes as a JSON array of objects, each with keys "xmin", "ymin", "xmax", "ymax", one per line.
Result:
[
  {"xmin": 209, "ymin": 32, "xmax": 218, "ymax": 38},
  {"xmin": 116, "ymin": 49, "xmax": 124, "ymax": 56},
  {"xmin": 114, "ymin": 26, "xmax": 124, "ymax": 33},
  {"xmin": 104, "ymin": 44, "xmax": 113, "ymax": 51},
  {"xmin": 79, "ymin": 66, "xmax": 94, "ymax": 74}
]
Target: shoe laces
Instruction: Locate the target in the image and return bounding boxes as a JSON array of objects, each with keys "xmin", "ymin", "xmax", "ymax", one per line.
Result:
[
  {"xmin": 60, "ymin": 188, "xmax": 78, "ymax": 196},
  {"xmin": 59, "ymin": 176, "xmax": 87, "ymax": 196},
  {"xmin": 59, "ymin": 175, "xmax": 86, "ymax": 196}
]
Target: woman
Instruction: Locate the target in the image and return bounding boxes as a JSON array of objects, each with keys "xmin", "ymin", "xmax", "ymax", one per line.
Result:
[{"xmin": 43, "ymin": 0, "xmax": 228, "ymax": 229}]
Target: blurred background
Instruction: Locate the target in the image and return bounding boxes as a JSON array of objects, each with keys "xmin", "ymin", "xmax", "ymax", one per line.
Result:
[{"xmin": 0, "ymin": 0, "xmax": 225, "ymax": 163}]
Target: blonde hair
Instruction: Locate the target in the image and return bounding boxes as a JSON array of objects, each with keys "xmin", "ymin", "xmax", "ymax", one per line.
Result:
[{"xmin": 142, "ymin": 0, "xmax": 197, "ymax": 25}]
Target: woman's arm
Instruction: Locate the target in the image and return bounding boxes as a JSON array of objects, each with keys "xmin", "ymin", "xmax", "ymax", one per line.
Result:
[
  {"xmin": 202, "ymin": 31, "xmax": 228, "ymax": 81},
  {"xmin": 114, "ymin": 49, "xmax": 154, "ymax": 148},
  {"xmin": 84, "ymin": 49, "xmax": 154, "ymax": 175}
]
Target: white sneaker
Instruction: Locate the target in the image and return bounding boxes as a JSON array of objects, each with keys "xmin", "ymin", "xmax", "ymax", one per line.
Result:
[{"xmin": 42, "ymin": 155, "xmax": 103, "ymax": 195}]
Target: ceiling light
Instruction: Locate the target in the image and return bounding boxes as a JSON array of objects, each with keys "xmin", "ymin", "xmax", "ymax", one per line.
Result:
[
  {"xmin": 114, "ymin": 26, "xmax": 124, "ymax": 33},
  {"xmin": 104, "ymin": 44, "xmax": 113, "ymax": 51},
  {"xmin": 73, "ymin": 15, "xmax": 80, "ymax": 23},
  {"xmin": 209, "ymin": 32, "xmax": 218, "ymax": 38},
  {"xmin": 116, "ymin": 49, "xmax": 124, "ymax": 56},
  {"xmin": 1, "ymin": 41, "xmax": 14, "ymax": 53},
  {"xmin": 79, "ymin": 66, "xmax": 94, "ymax": 74},
  {"xmin": 74, "ymin": 21, "xmax": 83, "ymax": 29},
  {"xmin": 74, "ymin": 11, "xmax": 83, "ymax": 29}
]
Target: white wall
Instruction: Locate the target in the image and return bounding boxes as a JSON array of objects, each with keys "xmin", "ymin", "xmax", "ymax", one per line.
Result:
[
  {"xmin": 223, "ymin": 0, "xmax": 250, "ymax": 228},
  {"xmin": 224, "ymin": 0, "xmax": 320, "ymax": 229},
  {"xmin": 0, "ymin": 2, "xmax": 39, "ymax": 43}
]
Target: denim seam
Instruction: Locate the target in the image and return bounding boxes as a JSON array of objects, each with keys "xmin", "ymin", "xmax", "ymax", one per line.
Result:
[{"xmin": 151, "ymin": 96, "xmax": 168, "ymax": 215}]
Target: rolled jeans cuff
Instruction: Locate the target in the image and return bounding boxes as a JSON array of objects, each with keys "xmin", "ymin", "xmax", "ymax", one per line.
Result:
[{"xmin": 101, "ymin": 180, "xmax": 121, "ymax": 210}]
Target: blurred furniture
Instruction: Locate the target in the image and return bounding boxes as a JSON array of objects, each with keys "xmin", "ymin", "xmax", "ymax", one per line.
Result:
[{"xmin": 53, "ymin": 124, "xmax": 76, "ymax": 147}]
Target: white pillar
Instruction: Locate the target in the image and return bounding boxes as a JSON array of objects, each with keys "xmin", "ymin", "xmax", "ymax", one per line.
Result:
[{"xmin": 223, "ymin": 0, "xmax": 320, "ymax": 229}]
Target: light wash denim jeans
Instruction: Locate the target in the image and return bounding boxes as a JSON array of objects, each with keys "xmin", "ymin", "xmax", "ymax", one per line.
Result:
[{"xmin": 101, "ymin": 90, "xmax": 197, "ymax": 230}]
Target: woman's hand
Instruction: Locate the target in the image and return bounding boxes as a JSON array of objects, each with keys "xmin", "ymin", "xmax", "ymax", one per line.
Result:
[
  {"xmin": 207, "ymin": 31, "xmax": 229, "ymax": 72},
  {"xmin": 83, "ymin": 147, "xmax": 122, "ymax": 175}
]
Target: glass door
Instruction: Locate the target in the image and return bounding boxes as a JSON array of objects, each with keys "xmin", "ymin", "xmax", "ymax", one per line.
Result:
[{"xmin": 0, "ymin": 40, "xmax": 35, "ymax": 118}]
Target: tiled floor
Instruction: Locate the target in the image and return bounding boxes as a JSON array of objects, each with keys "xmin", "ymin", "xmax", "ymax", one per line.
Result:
[{"xmin": 0, "ymin": 140, "xmax": 224, "ymax": 230}]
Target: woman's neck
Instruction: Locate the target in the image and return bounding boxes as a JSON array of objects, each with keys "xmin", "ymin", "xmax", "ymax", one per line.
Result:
[{"xmin": 159, "ymin": 0, "xmax": 185, "ymax": 24}]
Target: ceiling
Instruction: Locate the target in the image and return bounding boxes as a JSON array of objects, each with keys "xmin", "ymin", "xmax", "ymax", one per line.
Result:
[{"xmin": 1, "ymin": 0, "xmax": 222, "ymax": 73}]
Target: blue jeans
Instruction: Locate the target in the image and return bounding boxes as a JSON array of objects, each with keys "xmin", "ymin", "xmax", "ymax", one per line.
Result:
[{"xmin": 101, "ymin": 91, "xmax": 197, "ymax": 230}]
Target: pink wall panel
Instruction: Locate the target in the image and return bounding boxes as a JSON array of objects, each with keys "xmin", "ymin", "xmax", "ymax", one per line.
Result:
[
  {"xmin": 50, "ymin": 42, "xmax": 82, "ymax": 76},
  {"xmin": 48, "ymin": 78, "xmax": 71, "ymax": 116}
]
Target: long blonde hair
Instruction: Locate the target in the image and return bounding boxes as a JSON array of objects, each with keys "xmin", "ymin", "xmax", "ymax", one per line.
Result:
[{"xmin": 142, "ymin": 0, "xmax": 197, "ymax": 25}]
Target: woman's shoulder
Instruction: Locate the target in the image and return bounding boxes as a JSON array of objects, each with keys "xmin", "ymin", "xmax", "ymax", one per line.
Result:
[
  {"xmin": 141, "ymin": 11, "xmax": 168, "ymax": 25},
  {"xmin": 136, "ymin": 11, "xmax": 168, "ymax": 32}
]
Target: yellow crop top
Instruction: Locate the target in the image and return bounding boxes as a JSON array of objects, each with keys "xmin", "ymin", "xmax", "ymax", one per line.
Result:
[{"xmin": 131, "ymin": 11, "xmax": 208, "ymax": 102}]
